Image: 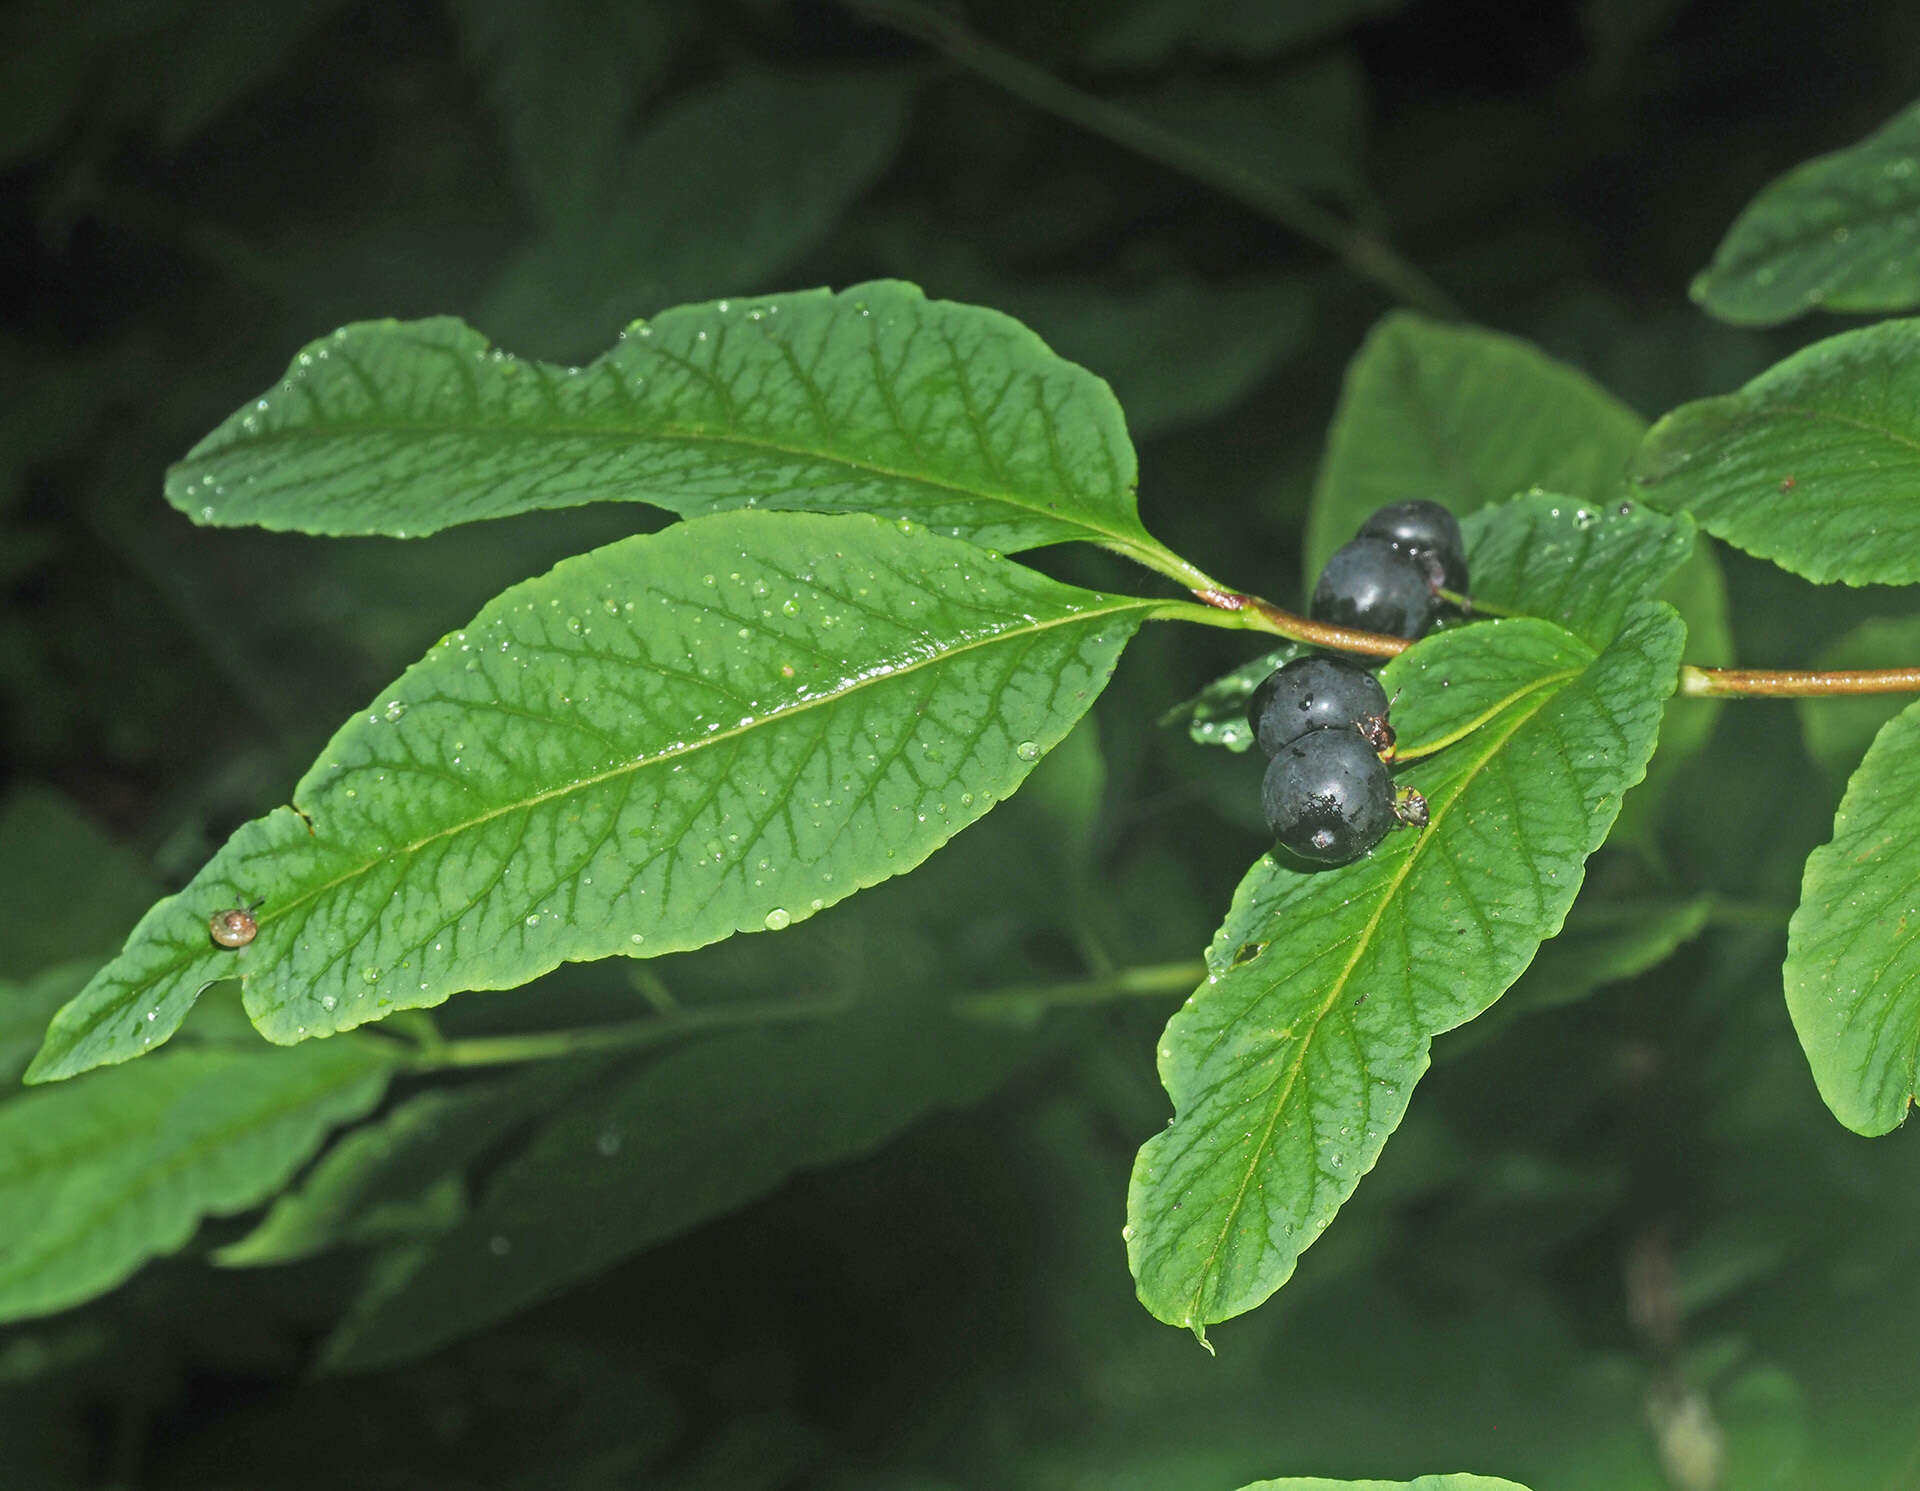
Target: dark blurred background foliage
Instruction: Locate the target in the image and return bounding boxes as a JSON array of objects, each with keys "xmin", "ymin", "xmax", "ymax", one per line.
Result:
[{"xmin": 4, "ymin": 0, "xmax": 1920, "ymax": 1486}]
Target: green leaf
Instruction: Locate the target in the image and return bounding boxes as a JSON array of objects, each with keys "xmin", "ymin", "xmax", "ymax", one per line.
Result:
[
  {"xmin": 1306, "ymin": 313, "xmax": 1646, "ymax": 583},
  {"xmin": 1785, "ymin": 699, "xmax": 1920, "ymax": 1134},
  {"xmin": 1461, "ymin": 493, "xmax": 1696, "ymax": 649},
  {"xmin": 214, "ymin": 1065, "xmax": 585, "ymax": 1267},
  {"xmin": 1692, "ymin": 99, "xmax": 1920, "ymax": 326},
  {"xmin": 1631, "ymin": 319, "xmax": 1920, "ymax": 586},
  {"xmin": 320, "ymin": 991, "xmax": 1043, "ymax": 1370},
  {"xmin": 0, "ymin": 1038, "xmax": 394, "ymax": 1321},
  {"xmin": 1236, "ymin": 1478, "xmax": 1532, "ymax": 1491},
  {"xmin": 1129, "ymin": 604, "xmax": 1683, "ymax": 1333},
  {"xmin": 30, "ymin": 512, "xmax": 1153, "ymax": 1082},
  {"xmin": 478, "ymin": 70, "xmax": 919, "ymax": 361},
  {"xmin": 1799, "ymin": 614, "xmax": 1920, "ymax": 779},
  {"xmin": 167, "ymin": 281, "xmax": 1174, "ymax": 567}
]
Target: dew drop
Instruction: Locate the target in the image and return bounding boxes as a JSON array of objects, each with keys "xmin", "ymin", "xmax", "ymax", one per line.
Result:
[
  {"xmin": 764, "ymin": 907, "xmax": 792, "ymax": 931},
  {"xmin": 360, "ymin": 967, "xmax": 382, "ymax": 985},
  {"xmin": 1015, "ymin": 740, "xmax": 1041, "ymax": 762}
]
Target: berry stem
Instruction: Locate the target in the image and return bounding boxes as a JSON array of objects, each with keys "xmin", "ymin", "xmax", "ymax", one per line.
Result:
[
  {"xmin": 1436, "ymin": 588, "xmax": 1519, "ymax": 618},
  {"xmin": 1168, "ymin": 587, "xmax": 1920, "ymax": 700},
  {"xmin": 1181, "ymin": 589, "xmax": 1410, "ymax": 658},
  {"xmin": 1679, "ymin": 665, "xmax": 1920, "ymax": 698}
]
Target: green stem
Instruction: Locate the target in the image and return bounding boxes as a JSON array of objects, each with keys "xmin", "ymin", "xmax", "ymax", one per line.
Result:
[
  {"xmin": 957, "ymin": 960, "xmax": 1206, "ymax": 1021},
  {"xmin": 1154, "ymin": 593, "xmax": 1410, "ymax": 657},
  {"xmin": 1705, "ymin": 898, "xmax": 1793, "ymax": 932},
  {"xmin": 405, "ymin": 961, "xmax": 1207, "ymax": 1071},
  {"xmin": 842, "ymin": 0, "xmax": 1462, "ymax": 321},
  {"xmin": 1680, "ymin": 665, "xmax": 1920, "ymax": 699},
  {"xmin": 1103, "ymin": 539, "xmax": 1226, "ymax": 596},
  {"xmin": 409, "ymin": 994, "xmax": 852, "ymax": 1070}
]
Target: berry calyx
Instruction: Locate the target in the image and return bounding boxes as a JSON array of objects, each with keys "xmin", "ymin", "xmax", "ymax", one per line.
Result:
[
  {"xmin": 1311, "ymin": 536, "xmax": 1438, "ymax": 640},
  {"xmin": 1247, "ymin": 655, "xmax": 1393, "ymax": 758},
  {"xmin": 1262, "ymin": 729, "xmax": 1397, "ymax": 864}
]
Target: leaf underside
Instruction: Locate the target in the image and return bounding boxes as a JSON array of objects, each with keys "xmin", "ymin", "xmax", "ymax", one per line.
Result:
[
  {"xmin": 1632, "ymin": 318, "xmax": 1920, "ymax": 586},
  {"xmin": 166, "ymin": 280, "xmax": 1160, "ymax": 559},
  {"xmin": 29, "ymin": 512, "xmax": 1151, "ymax": 1082},
  {"xmin": 1128, "ymin": 604, "xmax": 1684, "ymax": 1333},
  {"xmin": 1785, "ymin": 699, "xmax": 1920, "ymax": 1134}
]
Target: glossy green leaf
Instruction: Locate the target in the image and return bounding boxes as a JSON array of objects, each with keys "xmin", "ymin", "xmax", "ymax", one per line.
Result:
[
  {"xmin": 1692, "ymin": 99, "xmax": 1920, "ymax": 325},
  {"xmin": 321, "ymin": 991, "xmax": 1043, "ymax": 1370},
  {"xmin": 1632, "ymin": 319, "xmax": 1920, "ymax": 585},
  {"xmin": 29, "ymin": 512, "xmax": 1153, "ymax": 1082},
  {"xmin": 1800, "ymin": 614, "xmax": 1920, "ymax": 778},
  {"xmin": 1237, "ymin": 1478, "xmax": 1531, "ymax": 1491},
  {"xmin": 1129, "ymin": 604, "xmax": 1683, "ymax": 1334},
  {"xmin": 167, "ymin": 281, "xmax": 1171, "ymax": 565},
  {"xmin": 1785, "ymin": 699, "xmax": 1920, "ymax": 1134},
  {"xmin": 1461, "ymin": 493, "xmax": 1696, "ymax": 649},
  {"xmin": 479, "ymin": 70, "xmax": 918, "ymax": 360},
  {"xmin": 1306, "ymin": 313, "xmax": 1645, "ymax": 581},
  {"xmin": 0, "ymin": 1038, "xmax": 394, "ymax": 1321},
  {"xmin": 215, "ymin": 1065, "xmax": 586, "ymax": 1267}
]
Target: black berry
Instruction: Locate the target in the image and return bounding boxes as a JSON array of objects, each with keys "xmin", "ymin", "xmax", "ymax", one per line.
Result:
[
  {"xmin": 1262, "ymin": 729, "xmax": 1397, "ymax": 864},
  {"xmin": 1311, "ymin": 536, "xmax": 1438, "ymax": 640},
  {"xmin": 1359, "ymin": 500, "xmax": 1469, "ymax": 596},
  {"xmin": 1247, "ymin": 656, "xmax": 1392, "ymax": 758}
]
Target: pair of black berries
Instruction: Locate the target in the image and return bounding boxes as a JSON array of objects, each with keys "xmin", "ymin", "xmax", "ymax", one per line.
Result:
[
  {"xmin": 1310, "ymin": 499, "xmax": 1470, "ymax": 641},
  {"xmin": 1250, "ymin": 657, "xmax": 1426, "ymax": 864},
  {"xmin": 1250, "ymin": 500, "xmax": 1467, "ymax": 865}
]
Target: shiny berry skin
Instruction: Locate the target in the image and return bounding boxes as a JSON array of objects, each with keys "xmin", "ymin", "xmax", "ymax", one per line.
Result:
[
  {"xmin": 1262, "ymin": 729, "xmax": 1397, "ymax": 864},
  {"xmin": 1359, "ymin": 500, "xmax": 1469, "ymax": 596},
  {"xmin": 1311, "ymin": 536, "xmax": 1438, "ymax": 639},
  {"xmin": 209, "ymin": 902, "xmax": 260, "ymax": 948},
  {"xmin": 1247, "ymin": 655, "xmax": 1392, "ymax": 758}
]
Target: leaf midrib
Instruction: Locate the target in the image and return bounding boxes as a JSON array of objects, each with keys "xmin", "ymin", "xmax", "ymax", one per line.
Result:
[
  {"xmin": 181, "ymin": 410, "xmax": 1148, "ymax": 550},
  {"xmin": 59, "ymin": 597, "xmax": 1156, "ymax": 1063},
  {"xmin": 1182, "ymin": 663, "xmax": 1581, "ymax": 1325}
]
